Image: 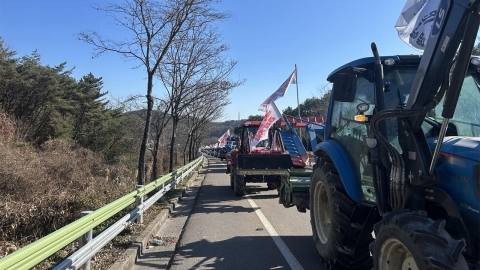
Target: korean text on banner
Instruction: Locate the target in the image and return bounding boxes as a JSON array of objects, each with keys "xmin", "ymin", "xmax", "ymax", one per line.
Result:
[
  {"xmin": 258, "ymin": 70, "xmax": 296, "ymax": 111},
  {"xmin": 251, "ymin": 102, "xmax": 282, "ymax": 150},
  {"xmin": 395, "ymin": 0, "xmax": 441, "ymax": 52}
]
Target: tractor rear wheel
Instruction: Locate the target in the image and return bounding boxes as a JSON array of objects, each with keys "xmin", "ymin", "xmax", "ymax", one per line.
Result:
[
  {"xmin": 310, "ymin": 156, "xmax": 372, "ymax": 269},
  {"xmin": 234, "ymin": 169, "xmax": 245, "ymax": 196},
  {"xmin": 372, "ymin": 210, "xmax": 468, "ymax": 270},
  {"xmin": 267, "ymin": 178, "xmax": 279, "ymax": 190}
]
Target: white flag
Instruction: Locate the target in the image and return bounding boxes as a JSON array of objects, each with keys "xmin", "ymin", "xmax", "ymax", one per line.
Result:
[
  {"xmin": 258, "ymin": 69, "xmax": 296, "ymax": 112},
  {"xmin": 251, "ymin": 102, "xmax": 282, "ymax": 150},
  {"xmin": 218, "ymin": 129, "xmax": 230, "ymax": 144},
  {"xmin": 395, "ymin": 0, "xmax": 440, "ymax": 52}
]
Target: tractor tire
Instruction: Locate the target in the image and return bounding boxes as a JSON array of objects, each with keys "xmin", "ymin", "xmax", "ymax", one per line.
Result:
[
  {"xmin": 234, "ymin": 170, "xmax": 245, "ymax": 197},
  {"xmin": 310, "ymin": 156, "xmax": 373, "ymax": 269},
  {"xmin": 267, "ymin": 181, "xmax": 279, "ymax": 190},
  {"xmin": 267, "ymin": 178, "xmax": 280, "ymax": 197},
  {"xmin": 371, "ymin": 210, "xmax": 468, "ymax": 270},
  {"xmin": 230, "ymin": 166, "xmax": 235, "ymax": 190}
]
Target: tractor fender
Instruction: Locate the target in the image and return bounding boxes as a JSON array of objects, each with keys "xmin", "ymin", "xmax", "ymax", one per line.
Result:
[{"xmin": 314, "ymin": 140, "xmax": 362, "ymax": 203}]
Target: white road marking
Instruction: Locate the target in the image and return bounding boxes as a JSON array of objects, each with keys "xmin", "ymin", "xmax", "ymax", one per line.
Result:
[
  {"xmin": 246, "ymin": 195, "xmax": 304, "ymax": 270},
  {"xmin": 214, "ymin": 156, "xmax": 303, "ymax": 269}
]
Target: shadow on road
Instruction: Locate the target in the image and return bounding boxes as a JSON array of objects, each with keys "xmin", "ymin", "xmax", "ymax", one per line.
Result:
[
  {"xmin": 169, "ymin": 235, "xmax": 322, "ymax": 270},
  {"xmin": 192, "ymin": 180, "xmax": 279, "ymax": 214},
  {"xmin": 192, "ymin": 182, "xmax": 255, "ymax": 214},
  {"xmin": 245, "ymin": 185, "xmax": 278, "ymax": 197}
]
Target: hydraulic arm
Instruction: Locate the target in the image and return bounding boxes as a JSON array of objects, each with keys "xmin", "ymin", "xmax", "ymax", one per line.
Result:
[{"xmin": 385, "ymin": 0, "xmax": 480, "ymax": 185}]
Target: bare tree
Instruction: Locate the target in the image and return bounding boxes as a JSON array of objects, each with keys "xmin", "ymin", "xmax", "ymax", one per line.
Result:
[
  {"xmin": 79, "ymin": 0, "xmax": 227, "ymax": 185},
  {"xmin": 316, "ymin": 84, "xmax": 331, "ymax": 117},
  {"xmin": 158, "ymin": 21, "xmax": 244, "ymax": 171},
  {"xmin": 182, "ymin": 94, "xmax": 228, "ymax": 164},
  {"xmin": 148, "ymin": 98, "xmax": 172, "ymax": 180}
]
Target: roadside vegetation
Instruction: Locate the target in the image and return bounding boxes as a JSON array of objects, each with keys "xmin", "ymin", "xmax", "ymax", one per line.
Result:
[{"xmin": 0, "ymin": 0, "xmax": 241, "ymax": 267}]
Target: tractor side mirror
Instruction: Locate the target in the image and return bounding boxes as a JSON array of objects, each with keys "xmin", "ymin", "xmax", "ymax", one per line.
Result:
[
  {"xmin": 332, "ymin": 72, "xmax": 356, "ymax": 102},
  {"xmin": 234, "ymin": 127, "xmax": 240, "ymax": 135}
]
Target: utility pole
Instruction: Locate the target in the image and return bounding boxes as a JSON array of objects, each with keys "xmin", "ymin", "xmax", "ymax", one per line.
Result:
[{"xmin": 295, "ymin": 64, "xmax": 302, "ymax": 138}]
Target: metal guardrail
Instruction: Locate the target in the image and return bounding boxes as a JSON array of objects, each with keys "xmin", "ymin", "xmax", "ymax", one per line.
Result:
[{"xmin": 0, "ymin": 156, "xmax": 203, "ymax": 270}]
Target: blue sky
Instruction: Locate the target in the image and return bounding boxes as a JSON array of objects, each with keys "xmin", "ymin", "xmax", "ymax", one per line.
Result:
[{"xmin": 0, "ymin": 1, "xmax": 419, "ymax": 121}]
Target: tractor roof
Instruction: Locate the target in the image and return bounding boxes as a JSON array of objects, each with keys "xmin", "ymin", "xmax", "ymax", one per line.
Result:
[
  {"xmin": 239, "ymin": 120, "xmax": 262, "ymax": 127},
  {"xmin": 327, "ymin": 55, "xmax": 421, "ymax": 81}
]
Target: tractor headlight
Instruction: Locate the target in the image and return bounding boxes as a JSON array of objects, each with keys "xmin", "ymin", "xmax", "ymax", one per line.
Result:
[
  {"xmin": 471, "ymin": 57, "xmax": 480, "ymax": 66},
  {"xmin": 384, "ymin": 58, "xmax": 396, "ymax": 66}
]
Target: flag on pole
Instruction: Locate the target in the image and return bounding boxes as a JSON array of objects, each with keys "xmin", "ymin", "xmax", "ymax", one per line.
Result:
[
  {"xmin": 251, "ymin": 102, "xmax": 282, "ymax": 150},
  {"xmin": 218, "ymin": 129, "xmax": 230, "ymax": 144},
  {"xmin": 258, "ymin": 69, "xmax": 296, "ymax": 112},
  {"xmin": 395, "ymin": 0, "xmax": 441, "ymax": 52}
]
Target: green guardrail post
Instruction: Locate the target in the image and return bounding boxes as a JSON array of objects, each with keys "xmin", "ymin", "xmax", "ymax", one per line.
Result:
[
  {"xmin": 172, "ymin": 170, "xmax": 177, "ymax": 189},
  {"xmin": 136, "ymin": 185, "xmax": 144, "ymax": 224},
  {"xmin": 79, "ymin": 210, "xmax": 93, "ymax": 270}
]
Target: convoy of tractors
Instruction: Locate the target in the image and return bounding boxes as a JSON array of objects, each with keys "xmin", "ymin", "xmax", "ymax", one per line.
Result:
[{"xmin": 203, "ymin": 1, "xmax": 480, "ymax": 269}]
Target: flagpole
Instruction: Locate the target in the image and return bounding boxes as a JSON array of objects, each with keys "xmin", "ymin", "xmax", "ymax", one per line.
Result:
[{"xmin": 295, "ymin": 64, "xmax": 302, "ymax": 138}]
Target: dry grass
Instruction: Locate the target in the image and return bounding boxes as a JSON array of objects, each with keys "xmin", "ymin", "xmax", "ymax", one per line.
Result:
[
  {"xmin": 0, "ymin": 111, "xmax": 198, "ymax": 269},
  {"xmin": 0, "ymin": 112, "xmax": 139, "ymax": 267},
  {"xmin": 0, "ymin": 140, "xmax": 139, "ymax": 268},
  {"xmin": 0, "ymin": 139, "xmax": 137, "ymax": 245},
  {"xmin": 0, "ymin": 113, "xmax": 14, "ymax": 142}
]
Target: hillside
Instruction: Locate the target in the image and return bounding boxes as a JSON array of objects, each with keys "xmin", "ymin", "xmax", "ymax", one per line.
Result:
[{"xmin": 203, "ymin": 119, "xmax": 244, "ymax": 144}]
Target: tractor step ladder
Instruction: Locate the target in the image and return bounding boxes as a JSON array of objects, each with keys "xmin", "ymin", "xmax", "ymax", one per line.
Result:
[{"xmin": 280, "ymin": 115, "xmax": 309, "ymax": 167}]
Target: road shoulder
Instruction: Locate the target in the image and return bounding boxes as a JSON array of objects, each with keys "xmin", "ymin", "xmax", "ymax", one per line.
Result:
[{"xmin": 109, "ymin": 157, "xmax": 208, "ymax": 270}]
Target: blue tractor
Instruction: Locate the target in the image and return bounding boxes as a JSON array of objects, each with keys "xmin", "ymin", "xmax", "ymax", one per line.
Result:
[{"xmin": 284, "ymin": 1, "xmax": 480, "ymax": 269}]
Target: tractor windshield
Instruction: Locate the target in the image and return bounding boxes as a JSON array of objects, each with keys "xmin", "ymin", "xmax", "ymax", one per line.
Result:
[
  {"xmin": 243, "ymin": 126, "xmax": 268, "ymax": 149},
  {"xmin": 423, "ymin": 71, "xmax": 480, "ymax": 138},
  {"xmin": 383, "ymin": 67, "xmax": 418, "ymax": 109}
]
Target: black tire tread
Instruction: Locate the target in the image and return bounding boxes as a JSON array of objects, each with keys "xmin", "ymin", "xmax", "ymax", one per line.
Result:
[
  {"xmin": 310, "ymin": 155, "xmax": 373, "ymax": 269},
  {"xmin": 234, "ymin": 169, "xmax": 245, "ymax": 197},
  {"xmin": 372, "ymin": 210, "xmax": 468, "ymax": 270}
]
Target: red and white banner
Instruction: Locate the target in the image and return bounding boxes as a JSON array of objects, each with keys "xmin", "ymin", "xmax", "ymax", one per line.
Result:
[
  {"xmin": 218, "ymin": 129, "xmax": 230, "ymax": 144},
  {"xmin": 395, "ymin": 0, "xmax": 440, "ymax": 52},
  {"xmin": 258, "ymin": 69, "xmax": 296, "ymax": 111},
  {"xmin": 251, "ymin": 102, "xmax": 282, "ymax": 150}
]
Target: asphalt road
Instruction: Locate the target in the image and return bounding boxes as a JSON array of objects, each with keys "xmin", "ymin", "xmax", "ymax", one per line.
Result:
[{"xmin": 167, "ymin": 156, "xmax": 327, "ymax": 270}]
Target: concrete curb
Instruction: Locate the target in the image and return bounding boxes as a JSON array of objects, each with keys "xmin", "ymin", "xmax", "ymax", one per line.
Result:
[{"xmin": 109, "ymin": 157, "xmax": 208, "ymax": 270}]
